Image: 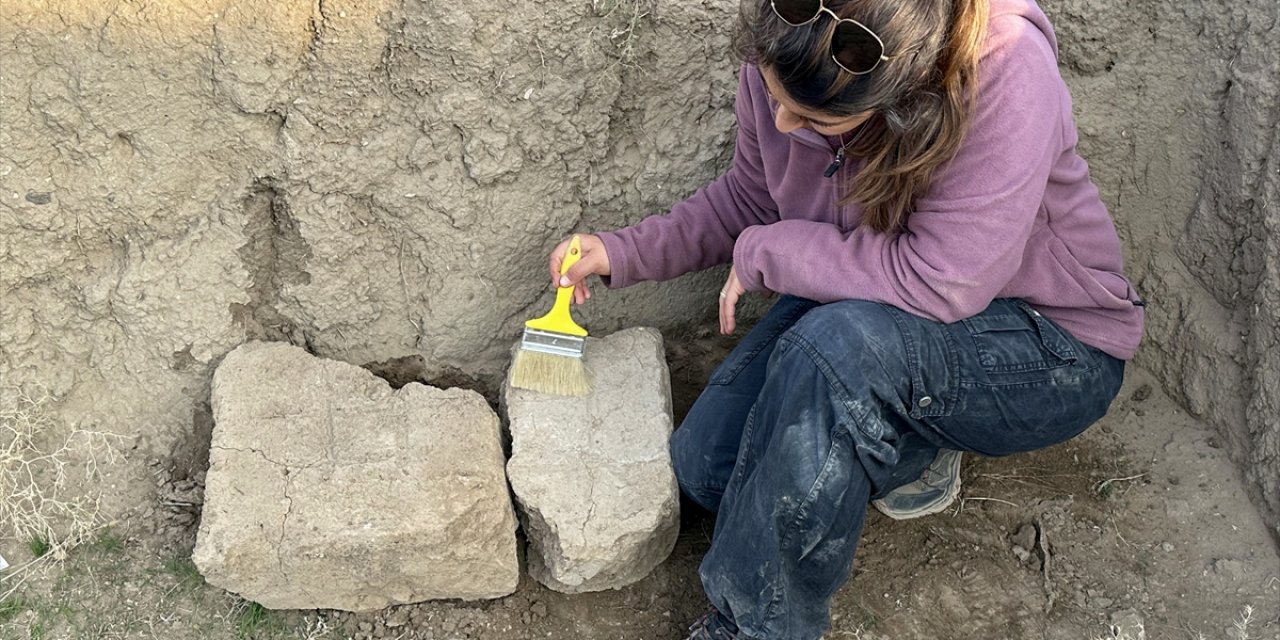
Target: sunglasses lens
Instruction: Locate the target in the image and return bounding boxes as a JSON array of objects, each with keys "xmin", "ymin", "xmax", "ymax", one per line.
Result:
[
  {"xmin": 832, "ymin": 20, "xmax": 884, "ymax": 73},
  {"xmin": 771, "ymin": 0, "xmax": 823, "ymax": 26}
]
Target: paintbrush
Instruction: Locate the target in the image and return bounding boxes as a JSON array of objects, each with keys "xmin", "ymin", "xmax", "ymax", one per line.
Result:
[{"xmin": 510, "ymin": 235, "xmax": 591, "ymax": 396}]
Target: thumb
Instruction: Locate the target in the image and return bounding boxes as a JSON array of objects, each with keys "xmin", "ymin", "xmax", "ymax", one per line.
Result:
[{"xmin": 559, "ymin": 252, "xmax": 603, "ymax": 287}]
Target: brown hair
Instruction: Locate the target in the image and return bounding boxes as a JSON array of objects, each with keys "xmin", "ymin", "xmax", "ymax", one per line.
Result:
[{"xmin": 736, "ymin": 0, "xmax": 990, "ymax": 232}]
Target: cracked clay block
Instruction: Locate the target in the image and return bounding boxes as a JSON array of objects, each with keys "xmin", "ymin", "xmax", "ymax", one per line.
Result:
[
  {"xmin": 503, "ymin": 327, "xmax": 680, "ymax": 593},
  {"xmin": 193, "ymin": 341, "xmax": 518, "ymax": 611}
]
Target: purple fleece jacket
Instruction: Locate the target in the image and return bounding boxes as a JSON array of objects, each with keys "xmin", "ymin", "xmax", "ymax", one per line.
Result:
[{"xmin": 597, "ymin": 0, "xmax": 1144, "ymax": 360}]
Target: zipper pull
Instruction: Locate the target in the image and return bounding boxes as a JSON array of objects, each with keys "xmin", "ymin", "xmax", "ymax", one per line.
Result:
[{"xmin": 823, "ymin": 147, "xmax": 845, "ymax": 178}]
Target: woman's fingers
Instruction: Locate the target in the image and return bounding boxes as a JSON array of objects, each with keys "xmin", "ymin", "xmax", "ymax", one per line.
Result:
[
  {"xmin": 548, "ymin": 237, "xmax": 572, "ymax": 285},
  {"xmin": 719, "ymin": 267, "xmax": 746, "ymax": 335},
  {"xmin": 721, "ymin": 288, "xmax": 743, "ymax": 334},
  {"xmin": 560, "ymin": 254, "xmax": 601, "ymax": 288},
  {"xmin": 551, "ymin": 234, "xmax": 612, "ymax": 289},
  {"xmin": 547, "ymin": 234, "xmax": 611, "ymax": 306}
]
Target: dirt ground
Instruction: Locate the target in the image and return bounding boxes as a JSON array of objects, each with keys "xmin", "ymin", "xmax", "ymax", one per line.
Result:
[{"xmin": 1, "ymin": 330, "xmax": 1278, "ymax": 640}]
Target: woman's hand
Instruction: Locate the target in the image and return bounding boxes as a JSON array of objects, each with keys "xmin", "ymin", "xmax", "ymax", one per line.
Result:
[
  {"xmin": 719, "ymin": 266, "xmax": 749, "ymax": 334},
  {"xmin": 549, "ymin": 234, "xmax": 611, "ymax": 305}
]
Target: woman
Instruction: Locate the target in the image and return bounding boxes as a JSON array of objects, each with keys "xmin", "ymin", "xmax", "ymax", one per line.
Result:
[{"xmin": 548, "ymin": 0, "xmax": 1143, "ymax": 637}]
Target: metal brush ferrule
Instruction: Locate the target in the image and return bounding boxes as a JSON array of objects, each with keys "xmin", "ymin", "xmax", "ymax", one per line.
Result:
[{"xmin": 520, "ymin": 329, "xmax": 586, "ymax": 358}]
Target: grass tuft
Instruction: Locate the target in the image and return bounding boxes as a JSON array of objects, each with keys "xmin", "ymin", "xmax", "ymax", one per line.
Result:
[
  {"xmin": 230, "ymin": 599, "xmax": 291, "ymax": 639},
  {"xmin": 0, "ymin": 596, "xmax": 28, "ymax": 623},
  {"xmin": 237, "ymin": 601, "xmax": 269, "ymax": 637},
  {"xmin": 28, "ymin": 535, "xmax": 51, "ymax": 559},
  {"xmin": 90, "ymin": 528, "xmax": 126, "ymax": 554},
  {"xmin": 163, "ymin": 554, "xmax": 203, "ymax": 586}
]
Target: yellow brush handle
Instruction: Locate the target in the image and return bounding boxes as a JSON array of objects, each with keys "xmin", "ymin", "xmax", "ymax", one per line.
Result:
[{"xmin": 525, "ymin": 236, "xmax": 588, "ymax": 337}]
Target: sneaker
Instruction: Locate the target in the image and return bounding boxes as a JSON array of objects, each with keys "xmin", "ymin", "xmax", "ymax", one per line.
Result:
[
  {"xmin": 872, "ymin": 449, "xmax": 963, "ymax": 520},
  {"xmin": 685, "ymin": 607, "xmax": 745, "ymax": 639}
]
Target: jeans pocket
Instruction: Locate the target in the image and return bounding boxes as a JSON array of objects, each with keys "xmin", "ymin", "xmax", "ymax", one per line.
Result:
[{"xmin": 961, "ymin": 300, "xmax": 1078, "ymax": 375}]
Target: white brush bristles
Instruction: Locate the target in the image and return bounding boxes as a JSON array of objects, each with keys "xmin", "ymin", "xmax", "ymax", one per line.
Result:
[{"xmin": 510, "ymin": 349, "xmax": 591, "ymax": 397}]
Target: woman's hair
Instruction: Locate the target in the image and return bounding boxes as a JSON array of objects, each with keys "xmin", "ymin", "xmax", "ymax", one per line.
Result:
[{"xmin": 736, "ymin": 0, "xmax": 989, "ymax": 232}]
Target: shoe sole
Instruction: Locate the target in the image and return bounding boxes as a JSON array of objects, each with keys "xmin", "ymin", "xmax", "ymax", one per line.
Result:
[{"xmin": 871, "ymin": 454, "xmax": 963, "ymax": 520}]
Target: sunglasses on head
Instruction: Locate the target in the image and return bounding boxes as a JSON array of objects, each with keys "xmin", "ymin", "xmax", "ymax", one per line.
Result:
[{"xmin": 770, "ymin": 0, "xmax": 889, "ymax": 75}]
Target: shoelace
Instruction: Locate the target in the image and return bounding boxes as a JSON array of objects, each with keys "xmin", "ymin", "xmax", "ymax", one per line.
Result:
[
  {"xmin": 688, "ymin": 609, "xmax": 720, "ymax": 633},
  {"xmin": 686, "ymin": 609, "xmax": 740, "ymax": 640}
]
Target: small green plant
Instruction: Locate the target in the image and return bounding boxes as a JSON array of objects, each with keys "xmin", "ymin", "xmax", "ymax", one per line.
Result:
[
  {"xmin": 90, "ymin": 528, "xmax": 125, "ymax": 554},
  {"xmin": 162, "ymin": 555, "xmax": 202, "ymax": 586},
  {"xmin": 28, "ymin": 535, "xmax": 50, "ymax": 559},
  {"xmin": 238, "ymin": 601, "xmax": 268, "ymax": 637},
  {"xmin": 0, "ymin": 595, "xmax": 28, "ymax": 623},
  {"xmin": 1095, "ymin": 480, "xmax": 1115, "ymax": 500},
  {"xmin": 232, "ymin": 599, "xmax": 290, "ymax": 639}
]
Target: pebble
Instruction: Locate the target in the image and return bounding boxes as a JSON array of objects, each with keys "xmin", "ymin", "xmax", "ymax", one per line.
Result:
[
  {"xmin": 1131, "ymin": 383, "xmax": 1152, "ymax": 402},
  {"xmin": 1012, "ymin": 545, "xmax": 1031, "ymax": 563},
  {"xmin": 386, "ymin": 609, "xmax": 409, "ymax": 627},
  {"xmin": 1012, "ymin": 523, "xmax": 1037, "ymax": 551},
  {"xmin": 1109, "ymin": 608, "xmax": 1146, "ymax": 640},
  {"xmin": 1212, "ymin": 558, "xmax": 1246, "ymax": 581}
]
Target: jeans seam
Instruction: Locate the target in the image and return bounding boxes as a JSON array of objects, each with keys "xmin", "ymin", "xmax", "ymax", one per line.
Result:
[
  {"xmin": 730, "ymin": 406, "xmax": 760, "ymax": 487},
  {"xmin": 762, "ymin": 425, "xmax": 847, "ymax": 632},
  {"xmin": 782, "ymin": 431, "xmax": 847, "ymax": 553},
  {"xmin": 774, "ymin": 334, "xmax": 861, "ymax": 426},
  {"xmin": 940, "ymin": 327, "xmax": 961, "ymax": 413},
  {"xmin": 959, "ymin": 362, "xmax": 1101, "ymax": 388},
  {"xmin": 885, "ymin": 305, "xmax": 921, "ymax": 390},
  {"xmin": 885, "ymin": 306, "xmax": 926, "ymax": 415},
  {"xmin": 887, "ymin": 305, "xmax": 960, "ymax": 418},
  {"xmin": 1013, "ymin": 299, "xmax": 1078, "ymax": 361},
  {"xmin": 751, "ymin": 334, "xmax": 858, "ymax": 636}
]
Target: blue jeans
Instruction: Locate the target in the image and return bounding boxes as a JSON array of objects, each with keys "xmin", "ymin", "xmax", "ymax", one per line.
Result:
[{"xmin": 671, "ymin": 297, "xmax": 1125, "ymax": 640}]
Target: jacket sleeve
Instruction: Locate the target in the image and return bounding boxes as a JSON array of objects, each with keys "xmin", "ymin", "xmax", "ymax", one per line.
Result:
[
  {"xmin": 596, "ymin": 65, "xmax": 779, "ymax": 288},
  {"xmin": 732, "ymin": 22, "xmax": 1063, "ymax": 322}
]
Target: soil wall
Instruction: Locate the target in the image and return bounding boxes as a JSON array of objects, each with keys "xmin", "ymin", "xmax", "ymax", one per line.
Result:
[
  {"xmin": 1052, "ymin": 0, "xmax": 1280, "ymax": 535},
  {"xmin": 0, "ymin": 0, "xmax": 1276, "ymax": 535}
]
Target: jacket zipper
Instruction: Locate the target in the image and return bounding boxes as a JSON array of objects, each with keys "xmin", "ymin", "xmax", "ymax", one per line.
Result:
[{"xmin": 823, "ymin": 147, "xmax": 846, "ymax": 178}]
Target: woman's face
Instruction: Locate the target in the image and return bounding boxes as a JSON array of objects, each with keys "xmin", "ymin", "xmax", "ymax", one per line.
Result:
[{"xmin": 760, "ymin": 66, "xmax": 873, "ymax": 137}]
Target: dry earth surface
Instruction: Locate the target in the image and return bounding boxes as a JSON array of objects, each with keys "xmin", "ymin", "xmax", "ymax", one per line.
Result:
[
  {"xmin": 1, "ymin": 0, "xmax": 1278, "ymax": 638},
  {"xmin": 1, "ymin": 330, "xmax": 1277, "ymax": 640}
]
